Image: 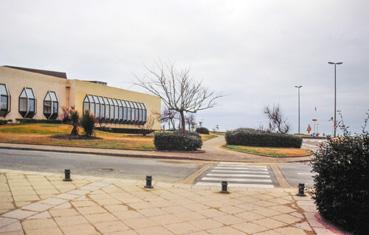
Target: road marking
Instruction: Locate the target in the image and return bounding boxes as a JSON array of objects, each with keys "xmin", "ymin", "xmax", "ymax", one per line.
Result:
[
  {"xmin": 195, "ymin": 162, "xmax": 274, "ymax": 188},
  {"xmin": 298, "ymin": 172, "xmax": 315, "ymax": 176}
]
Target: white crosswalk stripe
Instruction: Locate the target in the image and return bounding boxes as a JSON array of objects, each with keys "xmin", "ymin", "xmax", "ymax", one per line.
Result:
[{"xmin": 195, "ymin": 162, "xmax": 275, "ymax": 188}]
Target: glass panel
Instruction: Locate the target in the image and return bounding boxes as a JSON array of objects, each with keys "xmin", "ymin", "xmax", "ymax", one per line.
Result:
[
  {"xmin": 28, "ymin": 99, "xmax": 35, "ymax": 112},
  {"xmin": 44, "ymin": 101, "xmax": 51, "ymax": 114},
  {"xmin": 1, "ymin": 96, "xmax": 8, "ymax": 110},
  {"xmin": 19, "ymin": 98, "xmax": 27, "ymax": 112},
  {"xmin": 0, "ymin": 85, "xmax": 6, "ymax": 95},
  {"xmin": 108, "ymin": 98, "xmax": 114, "ymax": 119},
  {"xmin": 50, "ymin": 92, "xmax": 57, "ymax": 102},
  {"xmin": 93, "ymin": 96, "xmax": 100, "ymax": 104},
  {"xmin": 99, "ymin": 97, "xmax": 105, "ymax": 119},
  {"xmin": 26, "ymin": 88, "xmax": 34, "ymax": 98},
  {"xmin": 20, "ymin": 89, "xmax": 27, "ymax": 98},
  {"xmin": 127, "ymin": 101, "xmax": 132, "ymax": 122},
  {"xmin": 44, "ymin": 93, "xmax": 52, "ymax": 101},
  {"xmin": 113, "ymin": 99, "xmax": 119, "ymax": 120},
  {"xmin": 52, "ymin": 102, "xmax": 58, "ymax": 114},
  {"xmin": 104, "ymin": 97, "xmax": 110, "ymax": 119}
]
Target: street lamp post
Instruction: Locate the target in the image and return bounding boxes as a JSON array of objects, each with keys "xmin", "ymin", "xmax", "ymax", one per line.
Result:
[
  {"xmin": 294, "ymin": 85, "xmax": 303, "ymax": 134},
  {"xmin": 328, "ymin": 61, "xmax": 343, "ymax": 137}
]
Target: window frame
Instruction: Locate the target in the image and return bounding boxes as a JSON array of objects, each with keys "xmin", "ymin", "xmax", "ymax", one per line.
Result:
[
  {"xmin": 0, "ymin": 83, "xmax": 10, "ymax": 117},
  {"xmin": 43, "ymin": 91, "xmax": 59, "ymax": 120},
  {"xmin": 18, "ymin": 87, "xmax": 36, "ymax": 118}
]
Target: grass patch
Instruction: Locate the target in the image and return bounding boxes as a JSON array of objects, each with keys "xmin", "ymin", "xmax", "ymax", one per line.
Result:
[
  {"xmin": 0, "ymin": 124, "xmax": 215, "ymax": 151},
  {"xmin": 224, "ymin": 145, "xmax": 312, "ymax": 158},
  {"xmin": 200, "ymin": 133, "xmax": 218, "ymax": 142}
]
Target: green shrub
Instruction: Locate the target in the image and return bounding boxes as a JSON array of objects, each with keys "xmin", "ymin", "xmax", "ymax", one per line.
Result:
[
  {"xmin": 15, "ymin": 118, "xmax": 62, "ymax": 124},
  {"xmin": 80, "ymin": 111, "xmax": 95, "ymax": 137},
  {"xmin": 0, "ymin": 120, "xmax": 8, "ymax": 125},
  {"xmin": 154, "ymin": 131, "xmax": 202, "ymax": 151},
  {"xmin": 311, "ymin": 134, "xmax": 369, "ymax": 233},
  {"xmin": 196, "ymin": 127, "xmax": 210, "ymax": 135},
  {"xmin": 225, "ymin": 128, "xmax": 302, "ymax": 148}
]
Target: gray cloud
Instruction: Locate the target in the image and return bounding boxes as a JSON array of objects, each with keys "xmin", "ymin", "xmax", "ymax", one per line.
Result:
[{"xmin": 1, "ymin": 0, "xmax": 368, "ymax": 134}]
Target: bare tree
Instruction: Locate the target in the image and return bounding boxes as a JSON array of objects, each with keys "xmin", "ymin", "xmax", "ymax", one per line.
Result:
[
  {"xmin": 264, "ymin": 105, "xmax": 290, "ymax": 134},
  {"xmin": 136, "ymin": 63, "xmax": 221, "ymax": 132},
  {"xmin": 160, "ymin": 108, "xmax": 177, "ymax": 130},
  {"xmin": 185, "ymin": 114, "xmax": 196, "ymax": 131}
]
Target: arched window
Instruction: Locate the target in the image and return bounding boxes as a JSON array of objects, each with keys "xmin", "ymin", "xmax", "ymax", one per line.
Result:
[
  {"xmin": 127, "ymin": 101, "xmax": 133, "ymax": 124},
  {"xmin": 19, "ymin": 88, "xmax": 36, "ymax": 118},
  {"xmin": 0, "ymin": 84, "xmax": 10, "ymax": 117},
  {"xmin": 83, "ymin": 95, "xmax": 90, "ymax": 114},
  {"xmin": 43, "ymin": 91, "xmax": 58, "ymax": 119}
]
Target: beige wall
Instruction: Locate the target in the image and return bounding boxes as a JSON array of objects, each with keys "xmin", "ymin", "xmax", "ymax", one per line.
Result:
[
  {"xmin": 0, "ymin": 66, "xmax": 68, "ymax": 121},
  {"xmin": 69, "ymin": 80, "xmax": 161, "ymax": 130},
  {"xmin": 0, "ymin": 67, "xmax": 161, "ymax": 130}
]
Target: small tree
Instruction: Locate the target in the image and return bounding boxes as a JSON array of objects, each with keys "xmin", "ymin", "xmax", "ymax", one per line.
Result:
[
  {"xmin": 264, "ymin": 104, "xmax": 290, "ymax": 134},
  {"xmin": 70, "ymin": 110, "xmax": 79, "ymax": 136},
  {"xmin": 185, "ymin": 114, "xmax": 196, "ymax": 131},
  {"xmin": 80, "ymin": 111, "xmax": 95, "ymax": 137},
  {"xmin": 136, "ymin": 62, "xmax": 221, "ymax": 133}
]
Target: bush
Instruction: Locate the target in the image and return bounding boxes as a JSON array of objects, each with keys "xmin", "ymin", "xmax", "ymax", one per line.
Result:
[
  {"xmin": 225, "ymin": 128, "xmax": 302, "ymax": 148},
  {"xmin": 0, "ymin": 120, "xmax": 8, "ymax": 125},
  {"xmin": 154, "ymin": 131, "xmax": 202, "ymax": 151},
  {"xmin": 311, "ymin": 134, "xmax": 369, "ymax": 233},
  {"xmin": 196, "ymin": 127, "xmax": 210, "ymax": 135},
  {"xmin": 15, "ymin": 118, "xmax": 62, "ymax": 124},
  {"xmin": 97, "ymin": 127, "xmax": 153, "ymax": 135},
  {"xmin": 80, "ymin": 111, "xmax": 95, "ymax": 137}
]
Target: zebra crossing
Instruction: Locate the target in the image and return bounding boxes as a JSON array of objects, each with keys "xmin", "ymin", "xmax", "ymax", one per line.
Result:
[{"xmin": 195, "ymin": 162, "xmax": 275, "ymax": 188}]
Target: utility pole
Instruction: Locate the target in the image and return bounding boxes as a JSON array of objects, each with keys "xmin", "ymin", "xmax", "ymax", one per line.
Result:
[
  {"xmin": 328, "ymin": 62, "xmax": 343, "ymax": 137},
  {"xmin": 294, "ymin": 85, "xmax": 303, "ymax": 134}
]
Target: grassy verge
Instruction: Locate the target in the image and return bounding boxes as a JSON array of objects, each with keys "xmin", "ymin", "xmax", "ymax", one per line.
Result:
[
  {"xmin": 200, "ymin": 133, "xmax": 218, "ymax": 142},
  {"xmin": 224, "ymin": 145, "xmax": 312, "ymax": 158},
  {"xmin": 0, "ymin": 124, "xmax": 215, "ymax": 151}
]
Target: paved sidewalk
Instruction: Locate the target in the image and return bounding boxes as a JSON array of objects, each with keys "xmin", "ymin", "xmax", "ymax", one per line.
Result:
[
  {"xmin": 0, "ymin": 136, "xmax": 312, "ymax": 163},
  {"xmin": 0, "ymin": 169, "xmax": 342, "ymax": 235}
]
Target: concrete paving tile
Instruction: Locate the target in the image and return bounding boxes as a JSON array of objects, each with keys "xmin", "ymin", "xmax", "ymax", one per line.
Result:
[
  {"xmin": 254, "ymin": 208, "xmax": 282, "ymax": 217},
  {"xmin": 55, "ymin": 215, "xmax": 88, "ymax": 226},
  {"xmin": 198, "ymin": 209, "xmax": 225, "ymax": 218},
  {"xmin": 294, "ymin": 222, "xmax": 313, "ymax": 231},
  {"xmin": 235, "ymin": 211, "xmax": 266, "ymax": 221},
  {"xmin": 28, "ymin": 211, "xmax": 52, "ymax": 219},
  {"xmin": 274, "ymin": 227, "xmax": 308, "ymax": 235},
  {"xmin": 255, "ymin": 230, "xmax": 283, "ymax": 235},
  {"xmin": 103, "ymin": 205, "xmax": 129, "ymax": 213},
  {"xmin": 94, "ymin": 220, "xmax": 130, "ymax": 233},
  {"xmin": 60, "ymin": 223, "xmax": 100, "ymax": 235},
  {"xmin": 22, "ymin": 218, "xmax": 58, "ymax": 230},
  {"xmin": 123, "ymin": 217, "xmax": 158, "ymax": 230},
  {"xmin": 77, "ymin": 206, "xmax": 107, "ymax": 215},
  {"xmin": 232, "ymin": 222, "xmax": 269, "ymax": 234},
  {"xmin": 2, "ymin": 209, "xmax": 37, "ymax": 220},
  {"xmin": 40, "ymin": 197, "xmax": 66, "ymax": 205},
  {"xmin": 206, "ymin": 226, "xmax": 245, "ymax": 235},
  {"xmin": 149, "ymin": 214, "xmax": 184, "ymax": 225},
  {"xmin": 271, "ymin": 213, "xmax": 302, "ymax": 224},
  {"xmin": 0, "ymin": 231, "xmax": 24, "ymax": 235},
  {"xmin": 22, "ymin": 202, "xmax": 54, "ymax": 212},
  {"xmin": 14, "ymin": 201, "xmax": 31, "ymax": 208},
  {"xmin": 189, "ymin": 218, "xmax": 223, "ymax": 230},
  {"xmin": 0, "ymin": 221, "xmax": 22, "ymax": 233},
  {"xmin": 136, "ymin": 225, "xmax": 174, "ymax": 235},
  {"xmin": 49, "ymin": 208, "xmax": 79, "ymax": 217},
  {"xmin": 138, "ymin": 208, "xmax": 166, "ymax": 217},
  {"xmin": 254, "ymin": 218, "xmax": 286, "ymax": 229},
  {"xmin": 164, "ymin": 222, "xmax": 201, "ymax": 234},
  {"xmin": 113, "ymin": 210, "xmax": 144, "ymax": 220},
  {"xmin": 72, "ymin": 200, "xmax": 97, "ymax": 208},
  {"xmin": 85, "ymin": 213, "xmax": 117, "ymax": 223},
  {"xmin": 212, "ymin": 214, "xmax": 244, "ymax": 225},
  {"xmin": 0, "ymin": 217, "xmax": 18, "ymax": 228},
  {"xmin": 23, "ymin": 227, "xmax": 63, "ymax": 235},
  {"xmin": 269, "ymin": 205, "xmax": 297, "ymax": 214}
]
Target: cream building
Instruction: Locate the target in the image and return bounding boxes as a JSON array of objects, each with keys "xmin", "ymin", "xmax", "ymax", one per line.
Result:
[{"xmin": 0, "ymin": 65, "xmax": 161, "ymax": 130}]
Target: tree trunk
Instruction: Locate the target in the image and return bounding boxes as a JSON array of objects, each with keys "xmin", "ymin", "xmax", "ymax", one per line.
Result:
[{"xmin": 179, "ymin": 111, "xmax": 186, "ymax": 133}]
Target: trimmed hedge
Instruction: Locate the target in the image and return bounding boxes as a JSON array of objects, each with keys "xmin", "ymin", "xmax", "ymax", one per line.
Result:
[
  {"xmin": 154, "ymin": 131, "xmax": 202, "ymax": 151},
  {"xmin": 196, "ymin": 127, "xmax": 210, "ymax": 135},
  {"xmin": 16, "ymin": 118, "xmax": 63, "ymax": 124},
  {"xmin": 225, "ymin": 128, "xmax": 302, "ymax": 148},
  {"xmin": 97, "ymin": 127, "xmax": 154, "ymax": 135},
  {"xmin": 0, "ymin": 120, "xmax": 9, "ymax": 125},
  {"xmin": 311, "ymin": 134, "xmax": 369, "ymax": 233}
]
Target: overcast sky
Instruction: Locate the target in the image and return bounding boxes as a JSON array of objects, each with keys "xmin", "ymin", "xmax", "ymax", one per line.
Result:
[{"xmin": 1, "ymin": 0, "xmax": 369, "ymax": 134}]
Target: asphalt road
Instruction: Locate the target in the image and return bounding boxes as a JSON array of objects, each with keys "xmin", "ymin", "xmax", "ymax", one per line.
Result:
[
  {"xmin": 279, "ymin": 162, "xmax": 315, "ymax": 187},
  {"xmin": 0, "ymin": 149, "xmax": 201, "ymax": 182}
]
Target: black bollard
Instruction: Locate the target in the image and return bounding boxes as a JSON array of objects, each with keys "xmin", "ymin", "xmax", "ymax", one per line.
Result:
[
  {"xmin": 144, "ymin": 175, "xmax": 153, "ymax": 189},
  {"xmin": 220, "ymin": 181, "xmax": 229, "ymax": 193},
  {"xmin": 63, "ymin": 169, "xmax": 72, "ymax": 181},
  {"xmin": 297, "ymin": 183, "xmax": 306, "ymax": 196}
]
